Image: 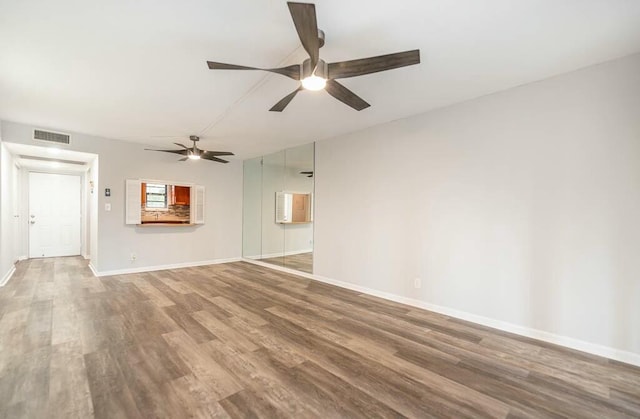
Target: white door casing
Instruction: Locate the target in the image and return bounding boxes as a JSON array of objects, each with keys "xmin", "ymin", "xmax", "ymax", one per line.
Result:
[
  {"xmin": 29, "ymin": 172, "xmax": 81, "ymax": 258},
  {"xmin": 12, "ymin": 163, "xmax": 21, "ymax": 260}
]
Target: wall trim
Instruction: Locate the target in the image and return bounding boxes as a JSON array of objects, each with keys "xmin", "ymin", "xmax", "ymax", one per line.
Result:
[
  {"xmin": 0, "ymin": 266, "xmax": 16, "ymax": 287},
  {"xmin": 245, "ymin": 248, "xmax": 313, "ymax": 260},
  {"xmin": 17, "ymin": 255, "xmax": 27, "ymax": 261},
  {"xmin": 242, "ymin": 258, "xmax": 640, "ymax": 367},
  {"xmin": 242, "ymin": 257, "xmax": 317, "ymax": 279},
  {"xmin": 90, "ymin": 257, "xmax": 242, "ymax": 277},
  {"xmin": 88, "ymin": 262, "xmax": 99, "ymax": 277}
]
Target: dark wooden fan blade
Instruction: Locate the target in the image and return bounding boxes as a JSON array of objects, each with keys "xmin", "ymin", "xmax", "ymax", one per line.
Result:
[
  {"xmin": 328, "ymin": 49, "xmax": 420, "ymax": 79},
  {"xmin": 202, "ymin": 151, "xmax": 235, "ymax": 157},
  {"xmin": 324, "ymin": 80, "xmax": 370, "ymax": 111},
  {"xmin": 287, "ymin": 2, "xmax": 319, "ymax": 68},
  {"xmin": 300, "ymin": 171, "xmax": 313, "ymax": 174},
  {"xmin": 145, "ymin": 148, "xmax": 188, "ymax": 155},
  {"xmin": 269, "ymin": 86, "xmax": 302, "ymax": 112},
  {"xmin": 174, "ymin": 142, "xmax": 189, "ymax": 149},
  {"xmin": 179, "ymin": 157, "xmax": 189, "ymax": 162},
  {"xmin": 201, "ymin": 155, "xmax": 230, "ymax": 163},
  {"xmin": 207, "ymin": 61, "xmax": 301, "ymax": 80}
]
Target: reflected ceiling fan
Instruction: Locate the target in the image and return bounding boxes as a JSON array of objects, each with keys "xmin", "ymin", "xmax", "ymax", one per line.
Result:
[
  {"xmin": 145, "ymin": 136, "xmax": 234, "ymax": 163},
  {"xmin": 300, "ymin": 171, "xmax": 313, "ymax": 178},
  {"xmin": 206, "ymin": 2, "xmax": 420, "ymax": 112}
]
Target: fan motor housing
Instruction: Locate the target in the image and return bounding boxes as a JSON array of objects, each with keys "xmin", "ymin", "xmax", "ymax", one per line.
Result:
[
  {"xmin": 302, "ymin": 58, "xmax": 328, "ymax": 79},
  {"xmin": 318, "ymin": 29, "xmax": 325, "ymax": 48}
]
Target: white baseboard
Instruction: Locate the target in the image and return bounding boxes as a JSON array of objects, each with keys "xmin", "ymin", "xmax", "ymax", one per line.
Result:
[
  {"xmin": 242, "ymin": 258, "xmax": 640, "ymax": 368},
  {"xmin": 90, "ymin": 257, "xmax": 242, "ymax": 277},
  {"xmin": 82, "ymin": 253, "xmax": 90, "ymax": 260},
  {"xmin": 0, "ymin": 266, "xmax": 16, "ymax": 287},
  {"xmin": 242, "ymin": 257, "xmax": 316, "ymax": 278},
  {"xmin": 245, "ymin": 249, "xmax": 313, "ymax": 260},
  {"xmin": 17, "ymin": 255, "xmax": 27, "ymax": 261},
  {"xmin": 88, "ymin": 262, "xmax": 99, "ymax": 277}
]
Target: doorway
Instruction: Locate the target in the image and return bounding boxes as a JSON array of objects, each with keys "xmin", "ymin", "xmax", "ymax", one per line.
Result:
[{"xmin": 28, "ymin": 172, "xmax": 81, "ymax": 258}]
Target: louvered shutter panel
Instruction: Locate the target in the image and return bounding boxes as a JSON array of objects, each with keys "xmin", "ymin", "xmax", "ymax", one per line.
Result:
[
  {"xmin": 125, "ymin": 179, "xmax": 142, "ymax": 225},
  {"xmin": 193, "ymin": 185, "xmax": 205, "ymax": 224}
]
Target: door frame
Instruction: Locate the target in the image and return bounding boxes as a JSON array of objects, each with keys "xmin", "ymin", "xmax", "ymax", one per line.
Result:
[{"xmin": 25, "ymin": 169, "xmax": 87, "ymax": 259}]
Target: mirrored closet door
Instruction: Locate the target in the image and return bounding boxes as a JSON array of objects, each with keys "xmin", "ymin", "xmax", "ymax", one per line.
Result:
[{"xmin": 242, "ymin": 142, "xmax": 314, "ymax": 274}]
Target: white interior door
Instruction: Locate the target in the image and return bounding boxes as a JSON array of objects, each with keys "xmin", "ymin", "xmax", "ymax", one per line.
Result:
[{"xmin": 29, "ymin": 172, "xmax": 81, "ymax": 258}]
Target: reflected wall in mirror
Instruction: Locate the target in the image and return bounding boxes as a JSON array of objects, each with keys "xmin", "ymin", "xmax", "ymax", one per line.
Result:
[
  {"xmin": 242, "ymin": 142, "xmax": 314, "ymax": 274},
  {"xmin": 242, "ymin": 157, "xmax": 262, "ymax": 259}
]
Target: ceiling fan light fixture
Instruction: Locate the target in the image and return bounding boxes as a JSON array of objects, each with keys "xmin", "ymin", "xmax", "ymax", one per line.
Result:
[
  {"xmin": 188, "ymin": 152, "xmax": 201, "ymax": 160},
  {"xmin": 301, "ymin": 75, "xmax": 327, "ymax": 91}
]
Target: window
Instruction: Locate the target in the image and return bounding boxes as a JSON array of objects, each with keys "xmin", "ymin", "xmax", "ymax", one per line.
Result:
[{"xmin": 145, "ymin": 183, "xmax": 167, "ymax": 209}]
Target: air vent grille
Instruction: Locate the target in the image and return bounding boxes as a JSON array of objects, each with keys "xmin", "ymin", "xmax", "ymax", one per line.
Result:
[{"xmin": 33, "ymin": 129, "xmax": 70, "ymax": 145}]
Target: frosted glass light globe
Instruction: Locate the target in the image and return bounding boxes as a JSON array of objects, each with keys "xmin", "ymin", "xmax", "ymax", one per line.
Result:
[{"xmin": 301, "ymin": 75, "xmax": 327, "ymax": 91}]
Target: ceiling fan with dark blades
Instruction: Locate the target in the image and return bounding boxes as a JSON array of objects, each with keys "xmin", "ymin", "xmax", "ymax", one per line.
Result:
[
  {"xmin": 207, "ymin": 2, "xmax": 420, "ymax": 112},
  {"xmin": 145, "ymin": 136, "xmax": 234, "ymax": 163}
]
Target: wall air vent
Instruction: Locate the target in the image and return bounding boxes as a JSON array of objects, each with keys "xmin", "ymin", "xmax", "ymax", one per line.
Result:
[{"xmin": 33, "ymin": 129, "xmax": 70, "ymax": 145}]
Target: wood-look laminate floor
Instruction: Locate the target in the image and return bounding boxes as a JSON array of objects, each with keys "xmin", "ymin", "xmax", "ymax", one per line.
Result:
[
  {"xmin": 1, "ymin": 257, "xmax": 639, "ymax": 418},
  {"xmin": 259, "ymin": 252, "xmax": 313, "ymax": 274}
]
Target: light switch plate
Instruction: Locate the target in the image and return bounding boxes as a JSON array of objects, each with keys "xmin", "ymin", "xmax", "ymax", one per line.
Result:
[{"xmin": 105, "ymin": 203, "xmax": 111, "ymax": 211}]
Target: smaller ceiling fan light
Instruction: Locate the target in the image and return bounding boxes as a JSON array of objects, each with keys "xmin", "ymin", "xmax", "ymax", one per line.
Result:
[
  {"xmin": 301, "ymin": 75, "xmax": 327, "ymax": 91},
  {"xmin": 188, "ymin": 150, "xmax": 201, "ymax": 160}
]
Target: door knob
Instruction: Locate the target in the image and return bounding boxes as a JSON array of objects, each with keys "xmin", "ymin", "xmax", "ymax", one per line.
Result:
[
  {"xmin": 30, "ymin": 220, "xmax": 36, "ymax": 224},
  {"xmin": 30, "ymin": 215, "xmax": 35, "ymax": 218}
]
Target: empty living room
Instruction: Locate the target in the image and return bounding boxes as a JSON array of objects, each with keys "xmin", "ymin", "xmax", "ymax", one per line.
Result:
[{"xmin": 1, "ymin": 1, "xmax": 640, "ymax": 418}]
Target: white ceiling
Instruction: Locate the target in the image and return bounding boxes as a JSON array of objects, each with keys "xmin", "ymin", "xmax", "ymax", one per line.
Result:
[{"xmin": 1, "ymin": 0, "xmax": 640, "ymax": 158}]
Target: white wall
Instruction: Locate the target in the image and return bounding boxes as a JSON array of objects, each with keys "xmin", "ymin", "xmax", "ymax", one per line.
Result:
[
  {"xmin": 0, "ymin": 121, "xmax": 243, "ymax": 273},
  {"xmin": 0, "ymin": 142, "xmax": 16, "ymax": 284},
  {"xmin": 315, "ymin": 53, "xmax": 640, "ymax": 359}
]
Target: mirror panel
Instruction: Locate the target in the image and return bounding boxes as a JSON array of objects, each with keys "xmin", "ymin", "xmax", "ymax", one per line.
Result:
[
  {"xmin": 241, "ymin": 142, "xmax": 314, "ymax": 274},
  {"xmin": 242, "ymin": 157, "xmax": 262, "ymax": 259},
  {"xmin": 283, "ymin": 142, "xmax": 314, "ymax": 273},
  {"xmin": 261, "ymin": 150, "xmax": 286, "ymax": 267}
]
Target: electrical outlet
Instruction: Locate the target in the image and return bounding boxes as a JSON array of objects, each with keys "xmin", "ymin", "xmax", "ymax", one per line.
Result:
[
  {"xmin": 130, "ymin": 253, "xmax": 137, "ymax": 262},
  {"xmin": 414, "ymin": 278, "xmax": 422, "ymax": 289}
]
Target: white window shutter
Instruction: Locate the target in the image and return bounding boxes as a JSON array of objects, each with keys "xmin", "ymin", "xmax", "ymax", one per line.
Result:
[
  {"xmin": 125, "ymin": 179, "xmax": 141, "ymax": 225},
  {"xmin": 275, "ymin": 192, "xmax": 285, "ymax": 223},
  {"xmin": 275, "ymin": 192, "xmax": 293, "ymax": 223},
  {"xmin": 193, "ymin": 185, "xmax": 205, "ymax": 224}
]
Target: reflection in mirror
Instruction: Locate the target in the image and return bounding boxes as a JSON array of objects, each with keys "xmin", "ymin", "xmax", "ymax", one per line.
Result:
[
  {"xmin": 283, "ymin": 142, "xmax": 314, "ymax": 273},
  {"xmin": 242, "ymin": 157, "xmax": 262, "ymax": 259},
  {"xmin": 241, "ymin": 142, "xmax": 314, "ymax": 274},
  {"xmin": 276, "ymin": 192, "xmax": 312, "ymax": 224},
  {"xmin": 140, "ymin": 182, "xmax": 191, "ymax": 224},
  {"xmin": 261, "ymin": 150, "xmax": 286, "ymax": 267}
]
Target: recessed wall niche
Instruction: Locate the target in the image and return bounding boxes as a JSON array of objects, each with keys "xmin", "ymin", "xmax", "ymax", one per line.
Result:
[{"xmin": 242, "ymin": 142, "xmax": 314, "ymax": 274}]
